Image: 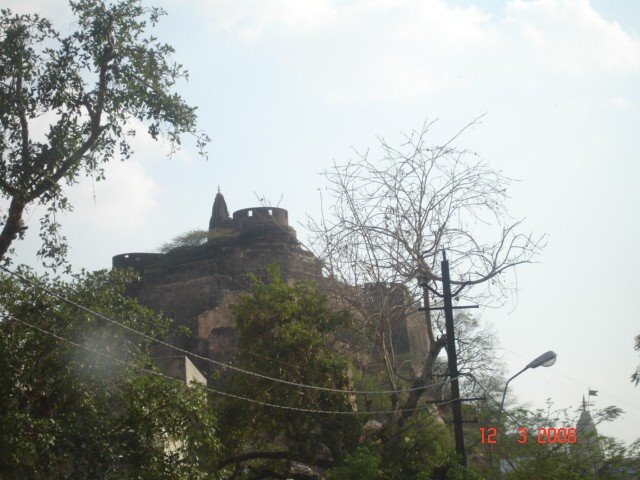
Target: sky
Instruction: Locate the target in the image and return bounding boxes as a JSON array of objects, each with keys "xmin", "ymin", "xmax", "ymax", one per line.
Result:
[{"xmin": 6, "ymin": 0, "xmax": 640, "ymax": 446}]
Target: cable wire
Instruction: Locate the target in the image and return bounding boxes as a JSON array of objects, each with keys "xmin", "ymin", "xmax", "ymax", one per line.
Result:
[
  {"xmin": 464, "ymin": 373, "xmax": 522, "ymax": 427},
  {"xmin": 4, "ymin": 313, "xmax": 460, "ymax": 415},
  {"xmin": 494, "ymin": 346, "xmax": 640, "ymax": 417},
  {"xmin": 0, "ymin": 265, "xmax": 450, "ymax": 396},
  {"xmin": 467, "ymin": 374, "xmax": 599, "ymax": 448}
]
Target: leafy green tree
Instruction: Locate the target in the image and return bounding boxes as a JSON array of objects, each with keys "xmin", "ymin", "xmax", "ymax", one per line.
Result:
[
  {"xmin": 381, "ymin": 414, "xmax": 458, "ymax": 480},
  {"xmin": 0, "ymin": 0, "xmax": 209, "ymax": 267},
  {"xmin": 158, "ymin": 229, "xmax": 209, "ymax": 253},
  {"xmin": 499, "ymin": 435, "xmax": 640, "ymax": 480},
  {"xmin": 326, "ymin": 447, "xmax": 385, "ymax": 480},
  {"xmin": 0, "ymin": 268, "xmax": 220, "ymax": 478},
  {"xmin": 326, "ymin": 438, "xmax": 483, "ymax": 480},
  {"xmin": 212, "ymin": 267, "xmax": 482, "ymax": 479},
  {"xmin": 213, "ymin": 266, "xmax": 362, "ymax": 478}
]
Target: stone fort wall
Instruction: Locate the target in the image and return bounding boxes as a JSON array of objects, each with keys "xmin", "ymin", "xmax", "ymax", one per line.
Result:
[{"xmin": 113, "ymin": 193, "xmax": 426, "ymax": 376}]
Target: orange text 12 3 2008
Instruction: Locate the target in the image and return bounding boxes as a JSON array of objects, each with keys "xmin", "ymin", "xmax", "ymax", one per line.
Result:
[{"xmin": 479, "ymin": 427, "xmax": 577, "ymax": 445}]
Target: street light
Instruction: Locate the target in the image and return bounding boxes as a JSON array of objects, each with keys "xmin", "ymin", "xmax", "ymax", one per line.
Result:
[{"xmin": 500, "ymin": 350, "xmax": 557, "ymax": 411}]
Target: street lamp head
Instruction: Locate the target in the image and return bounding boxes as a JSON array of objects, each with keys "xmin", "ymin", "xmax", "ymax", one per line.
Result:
[
  {"xmin": 501, "ymin": 350, "xmax": 557, "ymax": 412},
  {"xmin": 527, "ymin": 350, "xmax": 557, "ymax": 369}
]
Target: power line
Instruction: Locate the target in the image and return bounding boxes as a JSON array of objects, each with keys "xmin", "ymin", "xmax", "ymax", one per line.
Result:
[
  {"xmin": 0, "ymin": 265, "xmax": 450, "ymax": 396},
  {"xmin": 4, "ymin": 313, "xmax": 460, "ymax": 416},
  {"xmin": 464, "ymin": 373, "xmax": 521, "ymax": 427},
  {"xmin": 496, "ymin": 347, "xmax": 640, "ymax": 417},
  {"xmin": 467, "ymin": 373, "xmax": 610, "ymax": 442}
]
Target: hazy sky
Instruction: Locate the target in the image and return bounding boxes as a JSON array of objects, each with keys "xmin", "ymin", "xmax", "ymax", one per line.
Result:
[{"xmin": 7, "ymin": 0, "xmax": 640, "ymax": 445}]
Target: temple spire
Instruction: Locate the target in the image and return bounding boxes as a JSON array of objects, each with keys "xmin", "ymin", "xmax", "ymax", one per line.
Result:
[{"xmin": 209, "ymin": 189, "xmax": 231, "ymax": 230}]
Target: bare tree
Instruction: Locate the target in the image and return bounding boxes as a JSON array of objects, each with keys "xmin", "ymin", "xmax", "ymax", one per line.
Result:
[
  {"xmin": 307, "ymin": 118, "xmax": 544, "ymax": 422},
  {"xmin": 431, "ymin": 312, "xmax": 506, "ymax": 399}
]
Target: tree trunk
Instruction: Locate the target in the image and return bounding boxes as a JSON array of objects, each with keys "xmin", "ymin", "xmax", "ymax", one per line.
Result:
[
  {"xmin": 423, "ymin": 285, "xmax": 436, "ymax": 349},
  {"xmin": 0, "ymin": 196, "xmax": 27, "ymax": 261},
  {"xmin": 397, "ymin": 338, "xmax": 446, "ymax": 429}
]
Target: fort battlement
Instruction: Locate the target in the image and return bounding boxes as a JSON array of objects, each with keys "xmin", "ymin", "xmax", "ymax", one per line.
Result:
[
  {"xmin": 232, "ymin": 206, "xmax": 288, "ymax": 226},
  {"xmin": 112, "ymin": 252, "xmax": 163, "ymax": 271},
  {"xmin": 112, "ymin": 190, "xmax": 426, "ymax": 376}
]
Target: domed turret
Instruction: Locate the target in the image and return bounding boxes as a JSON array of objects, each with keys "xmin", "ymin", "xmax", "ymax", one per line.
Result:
[{"xmin": 232, "ymin": 207, "xmax": 297, "ymax": 241}]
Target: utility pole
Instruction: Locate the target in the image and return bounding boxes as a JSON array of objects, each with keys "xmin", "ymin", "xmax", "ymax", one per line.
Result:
[
  {"xmin": 419, "ymin": 250, "xmax": 476, "ymax": 466},
  {"xmin": 441, "ymin": 250, "xmax": 467, "ymax": 467}
]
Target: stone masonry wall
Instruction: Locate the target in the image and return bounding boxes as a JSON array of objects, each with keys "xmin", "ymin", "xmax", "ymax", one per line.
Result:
[{"xmin": 113, "ymin": 200, "xmax": 427, "ymax": 378}]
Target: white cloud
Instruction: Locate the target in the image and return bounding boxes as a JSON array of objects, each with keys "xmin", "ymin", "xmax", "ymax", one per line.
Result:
[
  {"xmin": 602, "ymin": 96, "xmax": 634, "ymax": 111},
  {"xmin": 20, "ymin": 114, "xmax": 185, "ymax": 234},
  {"xmin": 4, "ymin": 0, "xmax": 73, "ymax": 29},
  {"xmin": 65, "ymin": 159, "xmax": 158, "ymax": 233},
  {"xmin": 125, "ymin": 119, "xmax": 192, "ymax": 166},
  {"xmin": 178, "ymin": 0, "xmax": 496, "ymax": 44},
  {"xmin": 180, "ymin": 0, "xmax": 640, "ymax": 101},
  {"xmin": 61, "ymin": 119, "xmax": 192, "ymax": 233},
  {"xmin": 16, "ymin": 0, "xmax": 640, "ymax": 103},
  {"xmin": 504, "ymin": 0, "xmax": 640, "ymax": 75},
  {"xmin": 4, "ymin": 0, "xmax": 67, "ymax": 14},
  {"xmin": 181, "ymin": 0, "xmax": 339, "ymax": 39}
]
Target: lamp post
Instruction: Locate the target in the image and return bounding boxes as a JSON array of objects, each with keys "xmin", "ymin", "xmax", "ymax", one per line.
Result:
[{"xmin": 499, "ymin": 350, "xmax": 557, "ymax": 411}]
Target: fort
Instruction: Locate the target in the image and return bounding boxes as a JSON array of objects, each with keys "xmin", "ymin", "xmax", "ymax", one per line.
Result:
[{"xmin": 113, "ymin": 191, "xmax": 427, "ymax": 377}]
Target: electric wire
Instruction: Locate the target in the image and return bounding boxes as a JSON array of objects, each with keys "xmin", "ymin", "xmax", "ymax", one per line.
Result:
[
  {"xmin": 468, "ymin": 354, "xmax": 640, "ymax": 466},
  {"xmin": 466, "ymin": 374, "xmax": 587, "ymax": 474},
  {"xmin": 464, "ymin": 373, "xmax": 522, "ymax": 427},
  {"xmin": 467, "ymin": 373, "xmax": 601, "ymax": 443},
  {"xmin": 4, "ymin": 312, "xmax": 461, "ymax": 415},
  {"xmin": 0, "ymin": 265, "xmax": 451, "ymax": 396},
  {"xmin": 495, "ymin": 346, "xmax": 640, "ymax": 418}
]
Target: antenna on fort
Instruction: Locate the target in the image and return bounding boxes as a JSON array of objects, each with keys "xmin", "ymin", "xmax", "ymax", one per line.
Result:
[
  {"xmin": 418, "ymin": 249, "xmax": 478, "ymax": 467},
  {"xmin": 253, "ymin": 190, "xmax": 267, "ymax": 206}
]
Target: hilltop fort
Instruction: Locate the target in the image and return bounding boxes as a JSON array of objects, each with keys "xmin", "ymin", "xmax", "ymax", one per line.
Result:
[{"xmin": 113, "ymin": 191, "xmax": 427, "ymax": 376}]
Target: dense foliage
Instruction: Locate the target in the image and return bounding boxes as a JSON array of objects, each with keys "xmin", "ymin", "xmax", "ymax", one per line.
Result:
[
  {"xmin": 211, "ymin": 266, "xmax": 486, "ymax": 479},
  {"xmin": 158, "ymin": 229, "xmax": 209, "ymax": 253},
  {"xmin": 213, "ymin": 266, "xmax": 361, "ymax": 477},
  {"xmin": 1, "ymin": 266, "xmax": 636, "ymax": 479},
  {"xmin": 0, "ymin": 268, "xmax": 220, "ymax": 478}
]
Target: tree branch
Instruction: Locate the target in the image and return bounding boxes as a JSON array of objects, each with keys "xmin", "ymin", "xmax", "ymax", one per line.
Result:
[
  {"xmin": 218, "ymin": 451, "xmax": 333, "ymax": 470},
  {"xmin": 397, "ymin": 335, "xmax": 447, "ymax": 428},
  {"xmin": 27, "ymin": 50, "xmax": 113, "ymax": 202},
  {"xmin": 16, "ymin": 68, "xmax": 31, "ymax": 166},
  {"xmin": 0, "ymin": 196, "xmax": 27, "ymax": 260}
]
